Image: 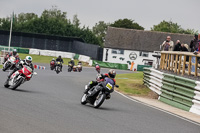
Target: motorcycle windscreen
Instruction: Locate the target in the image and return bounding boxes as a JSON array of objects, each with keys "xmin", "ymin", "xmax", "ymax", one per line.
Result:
[{"xmin": 104, "ymin": 77, "xmax": 115, "ymax": 91}]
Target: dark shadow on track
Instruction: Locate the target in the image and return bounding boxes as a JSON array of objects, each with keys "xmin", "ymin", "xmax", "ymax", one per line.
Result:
[
  {"xmin": 13, "ymin": 89, "xmax": 41, "ymax": 94},
  {"xmin": 80, "ymin": 103, "xmax": 120, "ymax": 112}
]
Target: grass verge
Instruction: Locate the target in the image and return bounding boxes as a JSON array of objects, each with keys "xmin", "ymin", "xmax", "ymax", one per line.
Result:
[
  {"xmin": 18, "ymin": 53, "xmax": 88, "ymax": 66},
  {"xmin": 0, "ymin": 65, "xmax": 2, "ymax": 69},
  {"xmin": 115, "ymin": 72, "xmax": 152, "ymax": 97}
]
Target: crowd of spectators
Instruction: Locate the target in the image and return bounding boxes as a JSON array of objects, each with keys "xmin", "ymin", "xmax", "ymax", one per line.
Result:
[
  {"xmin": 161, "ymin": 34, "xmax": 200, "ymax": 52},
  {"xmin": 160, "ymin": 34, "xmax": 200, "ymax": 72}
]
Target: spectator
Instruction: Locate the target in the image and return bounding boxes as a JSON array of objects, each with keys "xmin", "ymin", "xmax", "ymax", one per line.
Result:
[
  {"xmin": 190, "ymin": 34, "xmax": 199, "ymax": 72},
  {"xmin": 161, "ymin": 36, "xmax": 174, "ymax": 51},
  {"xmin": 181, "ymin": 43, "xmax": 188, "ymax": 52},
  {"xmin": 173, "ymin": 40, "xmax": 181, "ymax": 51},
  {"xmin": 190, "ymin": 34, "xmax": 199, "ymax": 52}
]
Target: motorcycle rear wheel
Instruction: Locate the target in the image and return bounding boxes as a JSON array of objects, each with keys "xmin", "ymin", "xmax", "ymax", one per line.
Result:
[{"xmin": 94, "ymin": 93, "xmax": 106, "ymax": 108}]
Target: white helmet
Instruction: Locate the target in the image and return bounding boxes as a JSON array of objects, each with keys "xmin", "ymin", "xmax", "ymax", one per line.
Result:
[
  {"xmin": 71, "ymin": 58, "xmax": 74, "ymax": 60},
  {"xmin": 25, "ymin": 56, "xmax": 32, "ymax": 64}
]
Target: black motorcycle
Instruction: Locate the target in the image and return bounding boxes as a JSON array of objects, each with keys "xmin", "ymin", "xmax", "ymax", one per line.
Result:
[
  {"xmin": 68, "ymin": 62, "xmax": 73, "ymax": 72},
  {"xmin": 81, "ymin": 77, "xmax": 119, "ymax": 108},
  {"xmin": 55, "ymin": 61, "xmax": 61, "ymax": 74}
]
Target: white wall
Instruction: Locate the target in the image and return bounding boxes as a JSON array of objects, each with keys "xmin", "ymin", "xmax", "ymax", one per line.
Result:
[{"xmin": 102, "ymin": 48, "xmax": 157, "ymax": 70}]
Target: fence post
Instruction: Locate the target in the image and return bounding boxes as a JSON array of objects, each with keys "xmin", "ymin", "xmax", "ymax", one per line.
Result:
[
  {"xmin": 168, "ymin": 54, "xmax": 171, "ymax": 70},
  {"xmin": 174, "ymin": 54, "xmax": 178, "ymax": 73},
  {"xmin": 188, "ymin": 56, "xmax": 192, "ymax": 75},
  {"xmin": 162, "ymin": 53, "xmax": 166, "ymax": 70},
  {"xmin": 171, "ymin": 54, "xmax": 174, "ymax": 71},
  {"xmin": 195, "ymin": 56, "xmax": 198, "ymax": 77},
  {"xmin": 164, "ymin": 54, "xmax": 168, "ymax": 69},
  {"xmin": 182, "ymin": 55, "xmax": 186, "ymax": 75},
  {"xmin": 178, "ymin": 54, "xmax": 182, "ymax": 74}
]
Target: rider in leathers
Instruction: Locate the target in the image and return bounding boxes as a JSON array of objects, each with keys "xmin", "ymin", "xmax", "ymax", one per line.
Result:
[
  {"xmin": 56, "ymin": 55, "xmax": 64, "ymax": 71},
  {"xmin": 3, "ymin": 49, "xmax": 20, "ymax": 64},
  {"xmin": 85, "ymin": 69, "xmax": 116, "ymax": 99},
  {"xmin": 8, "ymin": 56, "xmax": 34, "ymax": 79}
]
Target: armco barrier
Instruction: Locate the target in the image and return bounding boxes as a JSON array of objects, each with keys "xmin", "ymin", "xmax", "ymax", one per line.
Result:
[
  {"xmin": 143, "ymin": 67, "xmax": 200, "ymax": 115},
  {"xmin": 92, "ymin": 60, "xmax": 128, "ymax": 70}
]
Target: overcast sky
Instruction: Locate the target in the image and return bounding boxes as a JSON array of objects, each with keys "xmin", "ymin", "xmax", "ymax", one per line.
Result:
[{"xmin": 0, "ymin": 0, "xmax": 199, "ymax": 32}]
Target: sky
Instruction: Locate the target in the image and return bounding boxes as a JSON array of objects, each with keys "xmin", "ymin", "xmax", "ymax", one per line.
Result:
[{"xmin": 0, "ymin": 0, "xmax": 199, "ymax": 32}]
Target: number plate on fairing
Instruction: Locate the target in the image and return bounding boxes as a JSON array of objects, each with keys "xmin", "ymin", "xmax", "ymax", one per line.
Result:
[{"xmin": 106, "ymin": 83, "xmax": 113, "ymax": 90}]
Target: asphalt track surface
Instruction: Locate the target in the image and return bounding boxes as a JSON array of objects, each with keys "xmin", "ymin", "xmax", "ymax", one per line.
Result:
[{"xmin": 0, "ymin": 66, "xmax": 200, "ymax": 133}]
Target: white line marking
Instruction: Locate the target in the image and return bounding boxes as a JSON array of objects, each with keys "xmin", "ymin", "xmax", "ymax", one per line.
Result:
[{"xmin": 114, "ymin": 90, "xmax": 200, "ymax": 126}]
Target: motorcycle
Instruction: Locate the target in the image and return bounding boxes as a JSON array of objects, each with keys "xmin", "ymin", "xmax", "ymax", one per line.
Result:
[
  {"xmin": 95, "ymin": 65, "xmax": 100, "ymax": 73},
  {"xmin": 73, "ymin": 66, "xmax": 77, "ymax": 72},
  {"xmin": 77, "ymin": 63, "xmax": 82, "ymax": 72},
  {"xmin": 4, "ymin": 65, "xmax": 37, "ymax": 90},
  {"xmin": 2, "ymin": 56, "xmax": 19, "ymax": 71},
  {"xmin": 81, "ymin": 75, "xmax": 119, "ymax": 108},
  {"xmin": 50, "ymin": 61, "xmax": 56, "ymax": 70},
  {"xmin": 68, "ymin": 62, "xmax": 73, "ymax": 72},
  {"xmin": 55, "ymin": 61, "xmax": 62, "ymax": 74}
]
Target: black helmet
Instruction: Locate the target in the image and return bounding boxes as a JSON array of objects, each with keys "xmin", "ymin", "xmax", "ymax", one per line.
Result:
[
  {"xmin": 108, "ymin": 69, "xmax": 116, "ymax": 79},
  {"xmin": 59, "ymin": 55, "xmax": 61, "ymax": 58}
]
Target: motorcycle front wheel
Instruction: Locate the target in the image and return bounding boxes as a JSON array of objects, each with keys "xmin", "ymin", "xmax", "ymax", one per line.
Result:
[
  {"xmin": 11, "ymin": 78, "xmax": 23, "ymax": 90},
  {"xmin": 2, "ymin": 63, "xmax": 10, "ymax": 71},
  {"xmin": 93, "ymin": 93, "xmax": 106, "ymax": 108},
  {"xmin": 4, "ymin": 79, "xmax": 10, "ymax": 88},
  {"xmin": 81, "ymin": 94, "xmax": 87, "ymax": 105}
]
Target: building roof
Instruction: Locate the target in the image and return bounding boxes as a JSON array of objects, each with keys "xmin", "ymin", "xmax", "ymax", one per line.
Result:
[{"xmin": 105, "ymin": 27, "xmax": 193, "ymax": 52}]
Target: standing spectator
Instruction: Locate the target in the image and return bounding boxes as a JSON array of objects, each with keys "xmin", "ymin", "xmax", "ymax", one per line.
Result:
[
  {"xmin": 161, "ymin": 36, "xmax": 174, "ymax": 51},
  {"xmin": 190, "ymin": 34, "xmax": 199, "ymax": 52},
  {"xmin": 181, "ymin": 43, "xmax": 188, "ymax": 52},
  {"xmin": 190, "ymin": 34, "xmax": 199, "ymax": 72},
  {"xmin": 173, "ymin": 40, "xmax": 181, "ymax": 51}
]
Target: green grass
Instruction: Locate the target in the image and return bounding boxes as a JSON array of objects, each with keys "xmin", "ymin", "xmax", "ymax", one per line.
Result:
[
  {"xmin": 18, "ymin": 53, "xmax": 88, "ymax": 66},
  {"xmin": 115, "ymin": 72, "xmax": 150, "ymax": 96},
  {"xmin": 0, "ymin": 65, "xmax": 2, "ymax": 69}
]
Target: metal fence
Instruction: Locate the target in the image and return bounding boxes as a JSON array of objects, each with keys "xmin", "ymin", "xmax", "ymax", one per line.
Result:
[{"xmin": 0, "ymin": 30, "xmax": 103, "ymax": 60}]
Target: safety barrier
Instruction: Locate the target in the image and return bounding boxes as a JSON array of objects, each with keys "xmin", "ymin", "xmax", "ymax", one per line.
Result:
[
  {"xmin": 0, "ymin": 45, "xmax": 29, "ymax": 54},
  {"xmin": 34, "ymin": 65, "xmax": 46, "ymax": 70},
  {"xmin": 92, "ymin": 60, "xmax": 128, "ymax": 70},
  {"xmin": 143, "ymin": 67, "xmax": 200, "ymax": 115}
]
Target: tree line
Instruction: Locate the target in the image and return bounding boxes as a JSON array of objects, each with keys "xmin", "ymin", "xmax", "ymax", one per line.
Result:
[{"xmin": 0, "ymin": 7, "xmax": 198, "ymax": 47}]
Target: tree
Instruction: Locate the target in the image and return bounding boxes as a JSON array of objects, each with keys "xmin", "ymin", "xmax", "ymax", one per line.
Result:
[
  {"xmin": 110, "ymin": 18, "xmax": 144, "ymax": 30},
  {"xmin": 92, "ymin": 21, "xmax": 109, "ymax": 47},
  {"xmin": 151, "ymin": 20, "xmax": 198, "ymax": 35},
  {"xmin": 73, "ymin": 14, "xmax": 80, "ymax": 28},
  {"xmin": 0, "ymin": 6, "xmax": 101, "ymax": 45}
]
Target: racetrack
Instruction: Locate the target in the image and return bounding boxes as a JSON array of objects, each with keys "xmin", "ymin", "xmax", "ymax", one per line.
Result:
[{"xmin": 0, "ymin": 66, "xmax": 200, "ymax": 133}]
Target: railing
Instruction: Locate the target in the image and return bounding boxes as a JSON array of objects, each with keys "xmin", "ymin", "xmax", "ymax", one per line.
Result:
[{"xmin": 160, "ymin": 51, "xmax": 200, "ymax": 76}]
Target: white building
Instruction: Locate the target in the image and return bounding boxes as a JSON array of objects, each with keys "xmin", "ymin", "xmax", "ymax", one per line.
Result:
[
  {"xmin": 102, "ymin": 48, "xmax": 156, "ymax": 70},
  {"xmin": 103, "ymin": 27, "xmax": 192, "ymax": 70}
]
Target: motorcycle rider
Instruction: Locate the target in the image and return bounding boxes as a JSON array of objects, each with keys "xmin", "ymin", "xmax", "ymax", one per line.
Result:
[
  {"xmin": 56, "ymin": 55, "xmax": 64, "ymax": 71},
  {"xmin": 50, "ymin": 58, "xmax": 56, "ymax": 69},
  {"xmin": 85, "ymin": 69, "xmax": 116, "ymax": 99},
  {"xmin": 78, "ymin": 61, "xmax": 82, "ymax": 65},
  {"xmin": 7, "ymin": 56, "xmax": 34, "ymax": 79},
  {"xmin": 69, "ymin": 58, "xmax": 75, "ymax": 67},
  {"xmin": 3, "ymin": 49, "xmax": 20, "ymax": 64}
]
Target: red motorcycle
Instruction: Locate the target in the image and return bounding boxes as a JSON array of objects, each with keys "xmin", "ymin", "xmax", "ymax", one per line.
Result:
[
  {"xmin": 95, "ymin": 65, "xmax": 100, "ymax": 73},
  {"xmin": 50, "ymin": 61, "xmax": 56, "ymax": 70},
  {"xmin": 4, "ymin": 65, "xmax": 36, "ymax": 90}
]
